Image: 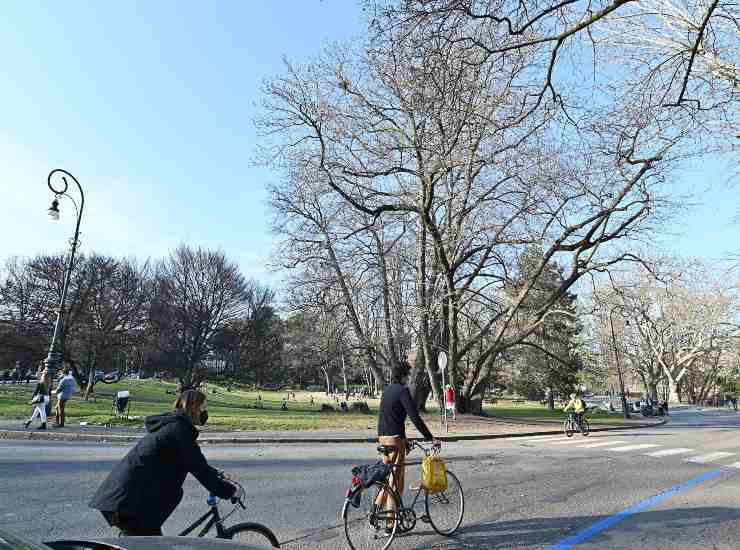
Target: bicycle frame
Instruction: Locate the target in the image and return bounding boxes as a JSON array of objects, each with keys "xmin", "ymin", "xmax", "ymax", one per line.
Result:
[
  {"xmin": 379, "ymin": 441, "xmax": 439, "ymax": 516},
  {"xmin": 178, "ymin": 502, "xmax": 227, "ymax": 538}
]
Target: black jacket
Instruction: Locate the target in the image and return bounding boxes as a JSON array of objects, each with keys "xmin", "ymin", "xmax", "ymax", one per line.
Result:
[
  {"xmin": 89, "ymin": 411, "xmax": 234, "ymax": 529},
  {"xmin": 378, "ymin": 383, "xmax": 434, "ymax": 440},
  {"xmin": 31, "ymin": 382, "xmax": 49, "ymax": 400}
]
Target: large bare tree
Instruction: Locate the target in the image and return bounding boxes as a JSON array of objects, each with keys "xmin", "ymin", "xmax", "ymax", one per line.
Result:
[{"xmin": 151, "ymin": 245, "xmax": 249, "ymax": 389}]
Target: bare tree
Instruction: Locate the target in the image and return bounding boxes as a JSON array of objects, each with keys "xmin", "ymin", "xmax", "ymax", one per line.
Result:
[
  {"xmin": 78, "ymin": 255, "xmax": 152, "ymax": 398},
  {"xmin": 151, "ymin": 245, "xmax": 249, "ymax": 389},
  {"xmin": 593, "ymin": 260, "xmax": 739, "ymax": 403}
]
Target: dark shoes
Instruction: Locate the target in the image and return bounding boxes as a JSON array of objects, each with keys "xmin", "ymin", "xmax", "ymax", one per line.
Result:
[
  {"xmin": 37, "ymin": 423, "xmax": 47, "ymax": 430},
  {"xmin": 23, "ymin": 420, "xmax": 31, "ymax": 429}
]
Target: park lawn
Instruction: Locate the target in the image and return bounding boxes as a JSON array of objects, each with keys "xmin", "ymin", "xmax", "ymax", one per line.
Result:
[
  {"xmin": 0, "ymin": 380, "xmax": 382, "ymax": 431},
  {"xmin": 483, "ymin": 400, "xmax": 630, "ymax": 424}
]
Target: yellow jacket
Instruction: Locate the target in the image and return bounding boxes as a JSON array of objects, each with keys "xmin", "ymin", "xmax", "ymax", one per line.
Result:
[{"xmin": 564, "ymin": 398, "xmax": 585, "ymax": 413}]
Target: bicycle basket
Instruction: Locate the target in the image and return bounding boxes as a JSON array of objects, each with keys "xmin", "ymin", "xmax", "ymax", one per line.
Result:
[{"xmin": 421, "ymin": 455, "xmax": 448, "ymax": 493}]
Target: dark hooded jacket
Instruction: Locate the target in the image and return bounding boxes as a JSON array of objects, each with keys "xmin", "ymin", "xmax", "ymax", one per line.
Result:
[{"xmin": 89, "ymin": 410, "xmax": 234, "ymax": 529}]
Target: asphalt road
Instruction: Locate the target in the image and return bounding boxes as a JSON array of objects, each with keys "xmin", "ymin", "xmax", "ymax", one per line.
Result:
[{"xmin": 2, "ymin": 407, "xmax": 740, "ymax": 549}]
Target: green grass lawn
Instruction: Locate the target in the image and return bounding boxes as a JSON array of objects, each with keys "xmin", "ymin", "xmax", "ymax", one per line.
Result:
[
  {"xmin": 0, "ymin": 381, "xmax": 635, "ymax": 430},
  {"xmin": 0, "ymin": 380, "xmax": 381, "ymax": 431},
  {"xmin": 483, "ymin": 400, "xmax": 632, "ymax": 424}
]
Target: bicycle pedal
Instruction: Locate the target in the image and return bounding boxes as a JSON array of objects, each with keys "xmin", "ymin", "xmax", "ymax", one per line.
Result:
[{"xmin": 421, "ymin": 515, "xmax": 431, "ymax": 523}]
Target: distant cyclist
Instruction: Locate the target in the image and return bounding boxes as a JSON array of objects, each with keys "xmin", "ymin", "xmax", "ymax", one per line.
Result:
[
  {"xmin": 563, "ymin": 392, "xmax": 586, "ymax": 429},
  {"xmin": 376, "ymin": 361, "xmax": 438, "ymax": 518},
  {"xmin": 90, "ymin": 389, "xmax": 236, "ymax": 536}
]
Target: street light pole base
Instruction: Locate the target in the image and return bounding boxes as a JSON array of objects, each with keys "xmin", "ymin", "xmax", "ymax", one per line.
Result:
[{"xmin": 44, "ymin": 351, "xmax": 63, "ymax": 381}]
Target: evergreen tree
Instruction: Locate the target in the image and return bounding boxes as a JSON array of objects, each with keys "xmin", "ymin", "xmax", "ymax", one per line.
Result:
[{"xmin": 507, "ymin": 247, "xmax": 583, "ymax": 409}]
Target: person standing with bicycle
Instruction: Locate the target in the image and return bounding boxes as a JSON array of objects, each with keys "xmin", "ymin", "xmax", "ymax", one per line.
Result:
[
  {"xmin": 376, "ymin": 361, "xmax": 438, "ymax": 520},
  {"xmin": 90, "ymin": 389, "xmax": 236, "ymax": 536}
]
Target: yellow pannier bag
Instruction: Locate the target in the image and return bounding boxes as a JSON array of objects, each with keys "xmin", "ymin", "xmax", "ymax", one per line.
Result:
[{"xmin": 421, "ymin": 455, "xmax": 448, "ymax": 493}]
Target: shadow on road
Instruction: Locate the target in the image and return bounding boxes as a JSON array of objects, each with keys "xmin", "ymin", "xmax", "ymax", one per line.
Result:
[{"xmin": 400, "ymin": 507, "xmax": 740, "ymax": 549}]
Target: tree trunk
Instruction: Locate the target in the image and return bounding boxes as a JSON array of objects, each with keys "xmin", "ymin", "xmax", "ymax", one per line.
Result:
[
  {"xmin": 668, "ymin": 377, "xmax": 680, "ymax": 404},
  {"xmin": 408, "ymin": 340, "xmax": 433, "ymax": 412},
  {"xmin": 84, "ymin": 348, "xmax": 96, "ymax": 400},
  {"xmin": 321, "ymin": 362, "xmax": 331, "ymax": 395},
  {"xmin": 341, "ymin": 351, "xmax": 349, "ymax": 400}
]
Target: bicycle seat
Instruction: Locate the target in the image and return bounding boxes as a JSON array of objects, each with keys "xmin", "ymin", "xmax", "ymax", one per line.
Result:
[{"xmin": 377, "ymin": 445, "xmax": 397, "ymax": 455}]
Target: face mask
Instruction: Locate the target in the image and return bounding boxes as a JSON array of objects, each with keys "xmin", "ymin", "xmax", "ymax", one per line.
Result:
[{"xmin": 199, "ymin": 410, "xmax": 209, "ymax": 426}]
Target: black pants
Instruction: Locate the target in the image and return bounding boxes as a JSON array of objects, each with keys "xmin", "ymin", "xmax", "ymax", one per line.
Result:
[{"xmin": 101, "ymin": 511, "xmax": 163, "ymax": 536}]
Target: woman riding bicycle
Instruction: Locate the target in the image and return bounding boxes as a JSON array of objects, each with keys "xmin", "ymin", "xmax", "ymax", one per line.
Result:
[
  {"xmin": 376, "ymin": 361, "xmax": 438, "ymax": 516},
  {"xmin": 90, "ymin": 389, "xmax": 236, "ymax": 536}
]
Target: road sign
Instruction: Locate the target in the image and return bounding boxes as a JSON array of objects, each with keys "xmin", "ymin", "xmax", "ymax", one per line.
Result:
[
  {"xmin": 437, "ymin": 351, "xmax": 448, "ymax": 372},
  {"xmin": 437, "ymin": 351, "xmax": 449, "ymax": 433}
]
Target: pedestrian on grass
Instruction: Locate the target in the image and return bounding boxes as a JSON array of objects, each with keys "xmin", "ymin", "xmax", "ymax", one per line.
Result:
[
  {"xmin": 444, "ymin": 384, "xmax": 456, "ymax": 421},
  {"xmin": 24, "ymin": 370, "xmax": 51, "ymax": 430},
  {"xmin": 54, "ymin": 368, "xmax": 77, "ymax": 427}
]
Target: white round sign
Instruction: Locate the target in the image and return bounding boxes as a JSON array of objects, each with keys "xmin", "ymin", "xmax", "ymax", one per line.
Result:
[{"xmin": 437, "ymin": 351, "xmax": 448, "ymax": 372}]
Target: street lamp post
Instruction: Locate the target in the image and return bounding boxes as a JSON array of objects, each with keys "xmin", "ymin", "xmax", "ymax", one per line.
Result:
[
  {"xmin": 608, "ymin": 307, "xmax": 631, "ymax": 419},
  {"xmin": 43, "ymin": 169, "xmax": 85, "ymax": 382}
]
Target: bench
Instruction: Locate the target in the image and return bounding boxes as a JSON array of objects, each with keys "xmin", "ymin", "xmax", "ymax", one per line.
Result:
[{"xmin": 511, "ymin": 399, "xmax": 526, "ymax": 405}]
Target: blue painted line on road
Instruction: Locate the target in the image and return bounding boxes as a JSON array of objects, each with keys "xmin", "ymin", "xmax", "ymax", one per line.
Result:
[{"xmin": 546, "ymin": 469, "xmax": 724, "ymax": 549}]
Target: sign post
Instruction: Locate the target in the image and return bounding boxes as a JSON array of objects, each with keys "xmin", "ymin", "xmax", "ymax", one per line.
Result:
[{"xmin": 437, "ymin": 351, "xmax": 448, "ymax": 433}]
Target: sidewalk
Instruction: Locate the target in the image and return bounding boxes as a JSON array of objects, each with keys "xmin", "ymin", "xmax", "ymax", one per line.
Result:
[{"xmin": 0, "ymin": 414, "xmax": 666, "ymax": 445}]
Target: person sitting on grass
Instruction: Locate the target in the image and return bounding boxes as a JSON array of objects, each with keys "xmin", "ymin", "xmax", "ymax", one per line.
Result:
[{"xmin": 563, "ymin": 393, "xmax": 586, "ymax": 428}]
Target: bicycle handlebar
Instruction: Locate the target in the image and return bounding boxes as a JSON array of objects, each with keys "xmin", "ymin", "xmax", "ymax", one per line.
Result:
[
  {"xmin": 214, "ymin": 471, "xmax": 246, "ymax": 508},
  {"xmin": 408, "ymin": 439, "xmax": 442, "ymax": 455}
]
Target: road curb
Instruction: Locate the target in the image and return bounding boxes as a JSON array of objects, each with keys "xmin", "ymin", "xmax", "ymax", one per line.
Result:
[{"xmin": 0, "ymin": 419, "xmax": 666, "ymax": 445}]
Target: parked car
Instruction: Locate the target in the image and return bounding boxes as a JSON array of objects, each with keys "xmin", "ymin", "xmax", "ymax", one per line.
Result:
[{"xmin": 0, "ymin": 526, "xmax": 265, "ymax": 550}]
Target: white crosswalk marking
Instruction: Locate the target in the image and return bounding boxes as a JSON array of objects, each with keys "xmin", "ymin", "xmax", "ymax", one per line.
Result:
[
  {"xmin": 685, "ymin": 452, "xmax": 735, "ymax": 463},
  {"xmin": 608, "ymin": 444, "xmax": 661, "ymax": 452},
  {"xmin": 726, "ymin": 462, "xmax": 740, "ymax": 469},
  {"xmin": 515, "ymin": 435, "xmax": 565, "ymax": 442},
  {"xmin": 549, "ymin": 438, "xmax": 586, "ymax": 445},
  {"xmin": 577, "ymin": 440, "xmax": 628, "ymax": 448},
  {"xmin": 645, "ymin": 448, "xmax": 694, "ymax": 457}
]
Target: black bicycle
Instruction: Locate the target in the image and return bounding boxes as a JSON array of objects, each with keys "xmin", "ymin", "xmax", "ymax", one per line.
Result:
[
  {"xmin": 342, "ymin": 440, "xmax": 465, "ymax": 550},
  {"xmin": 179, "ymin": 474, "xmax": 280, "ymax": 547},
  {"xmin": 563, "ymin": 412, "xmax": 589, "ymax": 437}
]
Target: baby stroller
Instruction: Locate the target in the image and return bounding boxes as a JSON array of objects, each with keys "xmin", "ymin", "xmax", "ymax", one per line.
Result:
[{"xmin": 112, "ymin": 390, "xmax": 130, "ymax": 418}]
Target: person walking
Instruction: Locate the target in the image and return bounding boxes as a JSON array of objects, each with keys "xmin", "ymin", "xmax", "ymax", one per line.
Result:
[
  {"xmin": 90, "ymin": 389, "xmax": 236, "ymax": 536},
  {"xmin": 444, "ymin": 384, "xmax": 456, "ymax": 421},
  {"xmin": 54, "ymin": 368, "xmax": 77, "ymax": 427},
  {"xmin": 24, "ymin": 370, "xmax": 51, "ymax": 430}
]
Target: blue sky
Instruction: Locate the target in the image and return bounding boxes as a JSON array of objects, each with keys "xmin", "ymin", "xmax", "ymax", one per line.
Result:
[{"xmin": 0, "ymin": 1, "xmax": 736, "ymax": 289}]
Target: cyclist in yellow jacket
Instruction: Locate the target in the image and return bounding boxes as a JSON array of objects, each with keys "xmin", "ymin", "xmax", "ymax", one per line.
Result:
[{"xmin": 564, "ymin": 393, "xmax": 586, "ymax": 429}]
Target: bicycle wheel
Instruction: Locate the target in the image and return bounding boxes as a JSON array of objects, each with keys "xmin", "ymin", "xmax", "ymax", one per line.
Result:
[
  {"xmin": 425, "ymin": 470, "xmax": 464, "ymax": 536},
  {"xmin": 221, "ymin": 522, "xmax": 280, "ymax": 548},
  {"xmin": 580, "ymin": 418, "xmax": 590, "ymax": 436},
  {"xmin": 564, "ymin": 419, "xmax": 574, "ymax": 437},
  {"xmin": 342, "ymin": 482, "xmax": 399, "ymax": 550}
]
